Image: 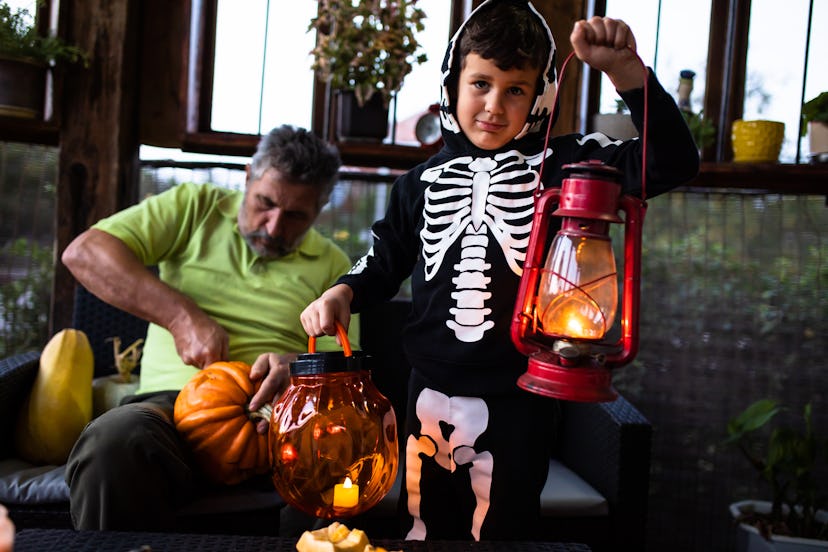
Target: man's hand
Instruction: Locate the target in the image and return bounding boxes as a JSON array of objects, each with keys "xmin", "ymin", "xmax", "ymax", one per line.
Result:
[
  {"xmin": 300, "ymin": 284, "xmax": 354, "ymax": 340},
  {"xmin": 168, "ymin": 308, "xmax": 229, "ymax": 369},
  {"xmin": 248, "ymin": 352, "xmax": 295, "ymax": 434},
  {"xmin": 570, "ymin": 16, "xmax": 644, "ymax": 92}
]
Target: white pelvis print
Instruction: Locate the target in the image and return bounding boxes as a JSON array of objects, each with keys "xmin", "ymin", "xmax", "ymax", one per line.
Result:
[
  {"xmin": 419, "ymin": 149, "xmax": 550, "ymax": 342},
  {"xmin": 406, "ymin": 388, "xmax": 492, "ymax": 541}
]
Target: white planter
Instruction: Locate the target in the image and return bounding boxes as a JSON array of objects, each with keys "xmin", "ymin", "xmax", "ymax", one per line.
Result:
[
  {"xmin": 92, "ymin": 375, "xmax": 140, "ymax": 417},
  {"xmin": 808, "ymin": 121, "xmax": 828, "ymax": 161},
  {"xmin": 592, "ymin": 113, "xmax": 638, "ymax": 141},
  {"xmin": 731, "ymin": 500, "xmax": 828, "ymax": 552}
]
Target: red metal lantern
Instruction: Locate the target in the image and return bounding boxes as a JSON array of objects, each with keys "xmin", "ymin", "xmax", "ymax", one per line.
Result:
[{"xmin": 510, "ymin": 160, "xmax": 646, "ymax": 402}]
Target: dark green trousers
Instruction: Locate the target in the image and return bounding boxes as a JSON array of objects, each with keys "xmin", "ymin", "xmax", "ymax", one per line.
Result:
[{"xmin": 64, "ymin": 391, "xmax": 195, "ymax": 530}]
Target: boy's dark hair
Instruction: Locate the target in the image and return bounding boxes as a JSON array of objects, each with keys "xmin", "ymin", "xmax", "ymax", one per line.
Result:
[{"xmin": 458, "ymin": 1, "xmax": 550, "ymax": 73}]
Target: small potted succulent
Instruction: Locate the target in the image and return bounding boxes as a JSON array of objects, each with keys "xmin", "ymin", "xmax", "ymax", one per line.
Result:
[
  {"xmin": 308, "ymin": 0, "xmax": 427, "ymax": 141},
  {"xmin": 682, "ymin": 110, "xmax": 716, "ymax": 151},
  {"xmin": 801, "ymin": 92, "xmax": 828, "ymax": 162},
  {"xmin": 725, "ymin": 399, "xmax": 827, "ymax": 551},
  {"xmin": 0, "ymin": 1, "xmax": 87, "ymax": 118}
]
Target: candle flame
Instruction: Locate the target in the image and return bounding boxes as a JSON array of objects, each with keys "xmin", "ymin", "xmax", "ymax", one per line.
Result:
[{"xmin": 343, "ymin": 477, "xmax": 353, "ymax": 489}]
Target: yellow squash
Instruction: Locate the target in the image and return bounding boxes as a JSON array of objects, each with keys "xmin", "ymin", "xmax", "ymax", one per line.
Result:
[{"xmin": 14, "ymin": 329, "xmax": 94, "ymax": 465}]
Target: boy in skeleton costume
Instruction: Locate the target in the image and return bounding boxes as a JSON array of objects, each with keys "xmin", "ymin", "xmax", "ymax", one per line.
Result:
[{"xmin": 302, "ymin": 0, "xmax": 699, "ymax": 540}]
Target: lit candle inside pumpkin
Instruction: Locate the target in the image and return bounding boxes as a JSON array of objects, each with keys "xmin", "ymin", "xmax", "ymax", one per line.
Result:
[{"xmin": 333, "ymin": 477, "xmax": 359, "ymax": 508}]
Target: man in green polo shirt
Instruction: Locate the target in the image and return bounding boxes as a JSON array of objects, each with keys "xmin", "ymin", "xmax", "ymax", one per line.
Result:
[{"xmin": 61, "ymin": 125, "xmax": 357, "ymax": 530}]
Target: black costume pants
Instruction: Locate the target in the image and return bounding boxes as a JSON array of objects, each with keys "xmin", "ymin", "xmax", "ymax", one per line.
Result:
[{"xmin": 398, "ymin": 370, "xmax": 559, "ymax": 541}]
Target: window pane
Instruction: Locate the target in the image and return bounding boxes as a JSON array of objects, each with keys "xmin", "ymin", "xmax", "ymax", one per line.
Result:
[
  {"xmin": 3, "ymin": 0, "xmax": 36, "ymax": 13},
  {"xmin": 391, "ymin": 0, "xmax": 451, "ymax": 145},
  {"xmin": 0, "ymin": 142, "xmax": 57, "ymax": 357},
  {"xmin": 211, "ymin": 0, "xmax": 317, "ymax": 133},
  {"xmin": 210, "ymin": 1, "xmax": 450, "ymax": 142},
  {"xmin": 745, "ymin": 0, "xmax": 827, "ymax": 162},
  {"xmin": 600, "ymin": 1, "xmax": 711, "ymax": 116}
]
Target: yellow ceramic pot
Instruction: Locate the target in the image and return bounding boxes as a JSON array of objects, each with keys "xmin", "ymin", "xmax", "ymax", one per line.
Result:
[{"xmin": 731, "ymin": 119, "xmax": 785, "ymax": 162}]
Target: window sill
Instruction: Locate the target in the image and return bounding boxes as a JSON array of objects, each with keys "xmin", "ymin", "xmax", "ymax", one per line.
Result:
[
  {"xmin": 0, "ymin": 116, "xmax": 59, "ymax": 146},
  {"xmin": 688, "ymin": 162, "xmax": 828, "ymax": 194},
  {"xmin": 179, "ymin": 134, "xmax": 435, "ymax": 171}
]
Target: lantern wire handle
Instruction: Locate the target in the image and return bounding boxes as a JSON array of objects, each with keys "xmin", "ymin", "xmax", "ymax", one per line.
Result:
[
  {"xmin": 307, "ymin": 321, "xmax": 353, "ymax": 357},
  {"xmin": 537, "ymin": 46, "xmax": 650, "ymax": 202}
]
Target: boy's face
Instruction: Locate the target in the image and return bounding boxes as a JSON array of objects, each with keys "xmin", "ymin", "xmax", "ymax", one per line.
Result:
[{"xmin": 455, "ymin": 53, "xmax": 539, "ymax": 150}]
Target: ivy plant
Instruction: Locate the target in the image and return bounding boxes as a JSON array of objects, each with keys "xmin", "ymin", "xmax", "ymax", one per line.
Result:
[{"xmin": 0, "ymin": 1, "xmax": 87, "ymax": 66}]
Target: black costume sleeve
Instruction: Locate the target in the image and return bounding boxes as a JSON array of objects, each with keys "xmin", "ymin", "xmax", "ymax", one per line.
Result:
[{"xmin": 547, "ymin": 69, "xmax": 700, "ymax": 199}]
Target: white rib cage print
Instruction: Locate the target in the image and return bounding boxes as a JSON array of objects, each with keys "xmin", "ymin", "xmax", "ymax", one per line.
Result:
[{"xmin": 419, "ymin": 148, "xmax": 551, "ymax": 342}]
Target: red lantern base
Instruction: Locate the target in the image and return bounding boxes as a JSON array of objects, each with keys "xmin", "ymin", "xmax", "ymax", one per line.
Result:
[{"xmin": 517, "ymin": 351, "xmax": 618, "ymax": 403}]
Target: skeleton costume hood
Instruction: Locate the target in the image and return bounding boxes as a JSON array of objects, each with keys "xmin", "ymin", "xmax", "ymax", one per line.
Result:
[
  {"xmin": 338, "ymin": 0, "xmax": 700, "ymax": 397},
  {"xmin": 437, "ymin": 0, "xmax": 558, "ymax": 156}
]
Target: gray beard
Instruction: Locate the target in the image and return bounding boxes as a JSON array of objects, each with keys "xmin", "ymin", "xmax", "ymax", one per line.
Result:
[{"xmin": 242, "ymin": 231, "xmax": 290, "ymax": 259}]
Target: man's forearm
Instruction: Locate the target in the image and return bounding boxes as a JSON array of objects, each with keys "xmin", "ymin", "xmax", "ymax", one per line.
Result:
[{"xmin": 61, "ymin": 228, "xmax": 201, "ymax": 330}]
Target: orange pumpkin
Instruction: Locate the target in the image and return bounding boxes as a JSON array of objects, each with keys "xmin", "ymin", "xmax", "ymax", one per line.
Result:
[{"xmin": 174, "ymin": 361, "xmax": 271, "ymax": 485}]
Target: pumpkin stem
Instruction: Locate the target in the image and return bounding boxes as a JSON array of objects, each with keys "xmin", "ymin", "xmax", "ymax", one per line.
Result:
[{"xmin": 249, "ymin": 402, "xmax": 273, "ymax": 423}]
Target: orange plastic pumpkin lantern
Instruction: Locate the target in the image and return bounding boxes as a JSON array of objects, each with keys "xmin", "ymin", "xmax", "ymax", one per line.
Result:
[
  {"xmin": 174, "ymin": 361, "xmax": 271, "ymax": 485},
  {"xmin": 269, "ymin": 324, "xmax": 398, "ymax": 519}
]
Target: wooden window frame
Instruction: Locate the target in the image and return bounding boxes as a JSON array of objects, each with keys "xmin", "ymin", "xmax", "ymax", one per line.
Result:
[
  {"xmin": 174, "ymin": 0, "xmax": 470, "ymax": 169},
  {"xmin": 586, "ymin": 0, "xmax": 826, "ymax": 192},
  {"xmin": 1, "ymin": 0, "xmax": 825, "ymax": 192}
]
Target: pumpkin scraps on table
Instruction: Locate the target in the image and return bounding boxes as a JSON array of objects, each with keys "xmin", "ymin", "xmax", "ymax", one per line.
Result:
[{"xmin": 296, "ymin": 522, "xmax": 401, "ymax": 552}]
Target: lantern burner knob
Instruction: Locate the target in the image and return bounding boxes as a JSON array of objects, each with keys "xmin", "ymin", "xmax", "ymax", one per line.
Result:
[{"xmin": 554, "ymin": 340, "xmax": 581, "ymax": 359}]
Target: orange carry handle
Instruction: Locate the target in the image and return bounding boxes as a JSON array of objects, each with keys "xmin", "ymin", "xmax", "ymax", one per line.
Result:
[{"xmin": 307, "ymin": 320, "xmax": 352, "ymax": 357}]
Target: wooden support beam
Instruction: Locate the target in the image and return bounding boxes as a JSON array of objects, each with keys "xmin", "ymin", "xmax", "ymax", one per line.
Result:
[{"xmin": 51, "ymin": 0, "xmax": 141, "ymax": 333}]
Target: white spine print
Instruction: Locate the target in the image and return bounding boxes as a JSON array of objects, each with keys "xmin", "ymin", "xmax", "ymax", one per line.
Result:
[{"xmin": 420, "ymin": 149, "xmax": 550, "ymax": 342}]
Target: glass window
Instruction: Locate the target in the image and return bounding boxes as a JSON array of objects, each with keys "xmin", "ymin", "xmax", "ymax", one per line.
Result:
[
  {"xmin": 389, "ymin": 0, "xmax": 451, "ymax": 145},
  {"xmin": 211, "ymin": 0, "xmax": 318, "ymax": 134},
  {"xmin": 208, "ymin": 0, "xmax": 451, "ymax": 143},
  {"xmin": 600, "ymin": 0, "xmax": 711, "ymax": 115},
  {"xmin": 745, "ymin": 0, "xmax": 827, "ymax": 162}
]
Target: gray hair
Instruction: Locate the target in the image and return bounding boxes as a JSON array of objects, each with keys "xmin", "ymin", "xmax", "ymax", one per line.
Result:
[{"xmin": 249, "ymin": 125, "xmax": 341, "ymax": 203}]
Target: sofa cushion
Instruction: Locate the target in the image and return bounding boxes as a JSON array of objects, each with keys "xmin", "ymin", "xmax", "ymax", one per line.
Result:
[
  {"xmin": 541, "ymin": 459, "xmax": 608, "ymax": 517},
  {"xmin": 364, "ymin": 458, "xmax": 608, "ymax": 519},
  {"xmin": 0, "ymin": 459, "xmax": 69, "ymax": 504}
]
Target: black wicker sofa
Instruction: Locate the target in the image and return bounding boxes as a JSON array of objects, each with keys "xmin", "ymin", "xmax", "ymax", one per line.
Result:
[{"xmin": 0, "ymin": 288, "xmax": 652, "ymax": 550}]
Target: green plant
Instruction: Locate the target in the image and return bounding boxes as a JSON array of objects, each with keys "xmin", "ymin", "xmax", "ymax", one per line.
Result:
[
  {"xmin": 726, "ymin": 399, "xmax": 828, "ymax": 540},
  {"xmin": 801, "ymin": 92, "xmax": 828, "ymax": 137},
  {"xmin": 0, "ymin": 1, "xmax": 87, "ymax": 66},
  {"xmin": 682, "ymin": 111, "xmax": 716, "ymax": 150},
  {"xmin": 0, "ymin": 238, "xmax": 53, "ymax": 357},
  {"xmin": 308, "ymin": 0, "xmax": 427, "ymax": 107}
]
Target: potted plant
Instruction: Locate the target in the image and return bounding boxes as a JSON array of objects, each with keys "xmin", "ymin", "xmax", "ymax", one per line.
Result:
[
  {"xmin": 308, "ymin": 0, "xmax": 427, "ymax": 141},
  {"xmin": 802, "ymin": 92, "xmax": 828, "ymax": 162},
  {"xmin": 725, "ymin": 399, "xmax": 828, "ymax": 551},
  {"xmin": 0, "ymin": 1, "xmax": 87, "ymax": 118},
  {"xmin": 682, "ymin": 110, "xmax": 716, "ymax": 151}
]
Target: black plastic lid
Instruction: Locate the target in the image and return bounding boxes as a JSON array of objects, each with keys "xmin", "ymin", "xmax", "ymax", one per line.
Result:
[{"xmin": 289, "ymin": 350, "xmax": 371, "ymax": 376}]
